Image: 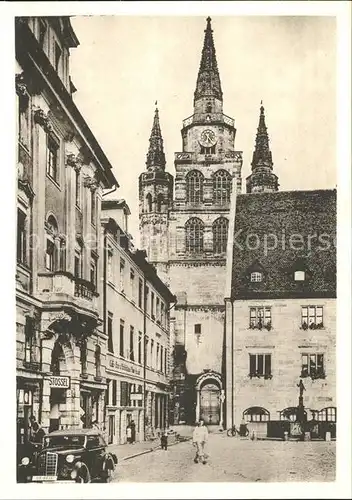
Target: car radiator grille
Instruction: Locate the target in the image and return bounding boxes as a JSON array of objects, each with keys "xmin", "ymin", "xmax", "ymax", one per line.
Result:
[{"xmin": 38, "ymin": 452, "xmax": 58, "ymax": 476}]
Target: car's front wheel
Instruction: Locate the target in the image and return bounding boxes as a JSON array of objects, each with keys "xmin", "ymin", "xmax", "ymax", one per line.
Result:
[
  {"xmin": 76, "ymin": 464, "xmax": 91, "ymax": 483},
  {"xmin": 101, "ymin": 468, "xmax": 114, "ymax": 483}
]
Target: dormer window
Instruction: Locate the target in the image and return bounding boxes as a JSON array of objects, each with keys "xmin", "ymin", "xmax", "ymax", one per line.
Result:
[
  {"xmin": 250, "ymin": 272, "xmax": 262, "ymax": 283},
  {"xmin": 294, "ymin": 270, "xmax": 305, "ymax": 281}
]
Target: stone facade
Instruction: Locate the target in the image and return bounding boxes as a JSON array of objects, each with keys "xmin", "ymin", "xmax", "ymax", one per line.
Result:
[
  {"xmin": 16, "ymin": 16, "xmax": 118, "ymax": 446},
  {"xmin": 139, "ymin": 18, "xmax": 243, "ymax": 425},
  {"xmin": 102, "ymin": 201, "xmax": 174, "ymax": 444}
]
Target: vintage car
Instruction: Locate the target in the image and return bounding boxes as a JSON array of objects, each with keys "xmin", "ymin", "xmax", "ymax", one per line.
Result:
[{"xmin": 18, "ymin": 429, "xmax": 118, "ymax": 483}]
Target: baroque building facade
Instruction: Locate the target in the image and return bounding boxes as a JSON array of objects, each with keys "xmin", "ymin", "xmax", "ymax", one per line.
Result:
[
  {"xmin": 139, "ymin": 18, "xmax": 243, "ymax": 425},
  {"xmin": 101, "ymin": 199, "xmax": 174, "ymax": 445},
  {"xmin": 16, "ymin": 16, "xmax": 118, "ymax": 445}
]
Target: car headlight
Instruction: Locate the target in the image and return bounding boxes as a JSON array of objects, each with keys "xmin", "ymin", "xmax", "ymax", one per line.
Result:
[
  {"xmin": 21, "ymin": 457, "xmax": 30, "ymax": 466},
  {"xmin": 66, "ymin": 454, "xmax": 74, "ymax": 464},
  {"xmin": 70, "ymin": 469, "xmax": 77, "ymax": 479}
]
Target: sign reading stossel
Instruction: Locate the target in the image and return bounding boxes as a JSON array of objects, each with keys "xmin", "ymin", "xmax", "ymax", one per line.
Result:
[{"xmin": 49, "ymin": 376, "xmax": 70, "ymax": 389}]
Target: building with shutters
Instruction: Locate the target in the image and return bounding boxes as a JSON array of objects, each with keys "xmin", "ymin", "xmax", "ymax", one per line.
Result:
[
  {"xmin": 15, "ymin": 16, "xmax": 119, "ymax": 445},
  {"xmin": 102, "ymin": 199, "xmax": 175, "ymax": 445}
]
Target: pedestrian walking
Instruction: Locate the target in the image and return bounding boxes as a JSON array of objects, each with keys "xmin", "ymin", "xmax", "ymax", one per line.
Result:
[
  {"xmin": 160, "ymin": 428, "xmax": 168, "ymax": 450},
  {"xmin": 130, "ymin": 420, "xmax": 136, "ymax": 444},
  {"xmin": 126, "ymin": 423, "xmax": 132, "ymax": 444},
  {"xmin": 192, "ymin": 419, "xmax": 208, "ymax": 464}
]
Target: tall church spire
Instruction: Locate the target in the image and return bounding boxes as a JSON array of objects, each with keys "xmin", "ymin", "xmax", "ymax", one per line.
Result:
[
  {"xmin": 246, "ymin": 103, "xmax": 279, "ymax": 193},
  {"xmin": 194, "ymin": 17, "xmax": 223, "ymax": 104},
  {"xmin": 146, "ymin": 104, "xmax": 166, "ymax": 170}
]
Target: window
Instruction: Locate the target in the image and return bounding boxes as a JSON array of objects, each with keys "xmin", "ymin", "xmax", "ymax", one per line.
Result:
[
  {"xmin": 294, "ymin": 270, "xmax": 305, "ymax": 281},
  {"xmin": 112, "ymin": 380, "xmax": 117, "ymax": 406},
  {"xmin": 119, "ymin": 320, "xmax": 125, "ymax": 357},
  {"xmin": 130, "ymin": 269, "xmax": 135, "ymax": 301},
  {"xmin": 206, "ymin": 102, "xmax": 212, "ymax": 113},
  {"xmin": 75, "ymin": 169, "xmax": 80, "ymax": 207},
  {"xmin": 195, "ymin": 323, "xmax": 202, "ymax": 346},
  {"xmin": 301, "ymin": 354, "xmax": 325, "ymax": 379},
  {"xmin": 107, "ymin": 247, "xmax": 113, "ymax": 282},
  {"xmin": 39, "ymin": 19, "xmax": 47, "ymax": 48},
  {"xmin": 160, "ymin": 346, "xmax": 163, "ymax": 372},
  {"xmin": 17, "ymin": 209, "xmax": 26, "ymax": 264},
  {"xmin": 120, "ymin": 381, "xmax": 129, "ymax": 407},
  {"xmin": 108, "ymin": 313, "xmax": 114, "ymax": 353},
  {"xmin": 161, "ymin": 302, "xmax": 165, "ymax": 326},
  {"xmin": 47, "ymin": 134, "xmax": 59, "ymax": 182},
  {"xmin": 249, "ymin": 354, "xmax": 272, "ymax": 378},
  {"xmin": 157, "ymin": 194, "xmax": 163, "ymax": 212},
  {"xmin": 58, "ymin": 237, "xmax": 66, "ymax": 271},
  {"xmin": 46, "ymin": 239, "xmax": 55, "ymax": 271},
  {"xmin": 80, "ymin": 340, "xmax": 87, "ymax": 376},
  {"xmin": 74, "ymin": 245, "xmax": 82, "ymax": 278},
  {"xmin": 249, "ymin": 307, "xmax": 272, "ymax": 329},
  {"xmin": 164, "ymin": 349, "xmax": 167, "ymax": 374},
  {"xmin": 185, "ymin": 217, "xmax": 204, "ymax": 253},
  {"xmin": 91, "ymin": 191, "xmax": 96, "ymax": 225},
  {"xmin": 138, "ymin": 332, "xmax": 142, "ymax": 364},
  {"xmin": 156, "ymin": 343, "xmax": 160, "ymax": 370},
  {"xmin": 243, "ymin": 407, "xmax": 270, "ymax": 423},
  {"xmin": 145, "ymin": 286, "xmax": 149, "ymax": 313},
  {"xmin": 54, "ymin": 42, "xmax": 62, "ymax": 72},
  {"xmin": 95, "ymin": 345, "xmax": 101, "ymax": 378},
  {"xmin": 145, "ymin": 336, "xmax": 149, "ymax": 366},
  {"xmin": 156, "ymin": 297, "xmax": 160, "ymax": 322},
  {"xmin": 213, "ymin": 170, "xmax": 231, "ymax": 204},
  {"xmin": 200, "ymin": 145, "xmax": 216, "ymax": 154},
  {"xmin": 150, "ymin": 339, "xmax": 154, "ymax": 368},
  {"xmin": 212, "ymin": 217, "xmax": 228, "ymax": 253},
  {"xmin": 138, "ymin": 279, "xmax": 143, "ymax": 308},
  {"xmin": 186, "ymin": 170, "xmax": 204, "ymax": 204},
  {"xmin": 120, "ymin": 258, "xmax": 125, "ymax": 292},
  {"xmin": 301, "ymin": 306, "xmax": 323, "ymax": 329},
  {"xmin": 129, "ymin": 326, "xmax": 135, "ymax": 361},
  {"xmin": 90, "ymin": 257, "xmax": 97, "ymax": 287},
  {"xmin": 146, "ymin": 193, "xmax": 152, "ymax": 212},
  {"xmin": 24, "ymin": 316, "xmax": 39, "ymax": 365},
  {"xmin": 250, "ymin": 272, "xmax": 262, "ymax": 282},
  {"xmin": 151, "ymin": 292, "xmax": 155, "ymax": 319},
  {"xmin": 318, "ymin": 407, "xmax": 336, "ymax": 422}
]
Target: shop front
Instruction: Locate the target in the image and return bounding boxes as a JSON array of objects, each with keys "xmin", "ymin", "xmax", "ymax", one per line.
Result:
[{"xmin": 16, "ymin": 376, "xmax": 41, "ymax": 447}]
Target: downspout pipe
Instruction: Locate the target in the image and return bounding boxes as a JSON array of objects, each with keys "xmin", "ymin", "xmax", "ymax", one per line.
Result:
[{"xmin": 143, "ymin": 275, "xmax": 147, "ymax": 439}]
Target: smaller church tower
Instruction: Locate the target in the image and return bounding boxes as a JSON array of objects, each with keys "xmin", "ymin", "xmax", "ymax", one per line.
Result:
[
  {"xmin": 139, "ymin": 105, "xmax": 173, "ymax": 277},
  {"xmin": 246, "ymin": 103, "xmax": 279, "ymax": 193}
]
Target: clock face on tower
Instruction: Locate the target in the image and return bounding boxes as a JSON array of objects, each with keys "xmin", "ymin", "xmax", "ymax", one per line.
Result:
[{"xmin": 199, "ymin": 129, "xmax": 216, "ymax": 147}]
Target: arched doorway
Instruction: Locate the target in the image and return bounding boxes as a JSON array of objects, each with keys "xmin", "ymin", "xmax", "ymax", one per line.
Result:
[{"xmin": 199, "ymin": 382, "xmax": 220, "ymax": 425}]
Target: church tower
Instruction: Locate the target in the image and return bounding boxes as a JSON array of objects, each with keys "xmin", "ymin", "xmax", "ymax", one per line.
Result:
[
  {"xmin": 246, "ymin": 103, "xmax": 279, "ymax": 193},
  {"xmin": 139, "ymin": 105, "xmax": 173, "ymax": 281},
  {"xmin": 165, "ymin": 18, "xmax": 243, "ymax": 426}
]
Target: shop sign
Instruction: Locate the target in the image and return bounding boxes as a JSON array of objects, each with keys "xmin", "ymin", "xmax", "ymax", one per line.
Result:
[
  {"xmin": 108, "ymin": 359, "xmax": 141, "ymax": 376},
  {"xmin": 130, "ymin": 393, "xmax": 143, "ymax": 401},
  {"xmin": 49, "ymin": 375, "xmax": 70, "ymax": 389}
]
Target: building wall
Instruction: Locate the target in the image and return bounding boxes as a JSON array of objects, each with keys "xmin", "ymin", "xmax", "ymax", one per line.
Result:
[
  {"xmin": 225, "ymin": 297, "xmax": 336, "ymax": 432},
  {"xmin": 104, "ymin": 228, "xmax": 171, "ymax": 445}
]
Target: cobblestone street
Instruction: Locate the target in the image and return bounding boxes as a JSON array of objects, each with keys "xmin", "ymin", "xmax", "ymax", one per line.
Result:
[{"xmin": 113, "ymin": 433, "xmax": 335, "ymax": 483}]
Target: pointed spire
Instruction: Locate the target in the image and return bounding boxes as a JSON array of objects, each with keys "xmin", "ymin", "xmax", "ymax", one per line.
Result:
[
  {"xmin": 146, "ymin": 104, "xmax": 166, "ymax": 170},
  {"xmin": 194, "ymin": 17, "xmax": 222, "ymax": 103},
  {"xmin": 246, "ymin": 103, "xmax": 279, "ymax": 193}
]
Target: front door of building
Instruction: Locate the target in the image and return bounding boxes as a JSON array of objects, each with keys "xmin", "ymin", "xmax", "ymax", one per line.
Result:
[{"xmin": 200, "ymin": 383, "xmax": 220, "ymax": 425}]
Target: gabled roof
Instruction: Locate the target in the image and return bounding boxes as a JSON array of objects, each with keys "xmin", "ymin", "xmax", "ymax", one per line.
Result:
[{"xmin": 231, "ymin": 189, "xmax": 336, "ymax": 300}]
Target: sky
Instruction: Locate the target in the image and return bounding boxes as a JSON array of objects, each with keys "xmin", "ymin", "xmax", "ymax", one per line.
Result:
[{"xmin": 69, "ymin": 15, "xmax": 336, "ymax": 246}]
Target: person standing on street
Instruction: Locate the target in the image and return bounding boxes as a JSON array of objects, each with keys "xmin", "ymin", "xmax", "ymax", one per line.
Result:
[
  {"xmin": 160, "ymin": 428, "xmax": 168, "ymax": 451},
  {"xmin": 192, "ymin": 419, "xmax": 208, "ymax": 464}
]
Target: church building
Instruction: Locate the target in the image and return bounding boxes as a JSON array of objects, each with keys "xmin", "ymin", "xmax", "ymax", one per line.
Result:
[{"xmin": 139, "ymin": 18, "xmax": 243, "ymax": 425}]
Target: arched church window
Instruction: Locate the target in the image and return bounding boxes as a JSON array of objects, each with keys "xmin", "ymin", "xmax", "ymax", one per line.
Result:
[
  {"xmin": 157, "ymin": 193, "xmax": 163, "ymax": 212},
  {"xmin": 146, "ymin": 193, "xmax": 152, "ymax": 212},
  {"xmin": 186, "ymin": 170, "xmax": 204, "ymax": 204},
  {"xmin": 213, "ymin": 170, "xmax": 231, "ymax": 204},
  {"xmin": 206, "ymin": 102, "xmax": 212, "ymax": 113},
  {"xmin": 185, "ymin": 217, "xmax": 204, "ymax": 253},
  {"xmin": 212, "ymin": 217, "xmax": 229, "ymax": 253}
]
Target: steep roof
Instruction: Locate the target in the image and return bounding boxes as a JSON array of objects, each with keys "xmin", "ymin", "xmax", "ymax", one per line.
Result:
[{"xmin": 231, "ymin": 189, "xmax": 336, "ymax": 300}]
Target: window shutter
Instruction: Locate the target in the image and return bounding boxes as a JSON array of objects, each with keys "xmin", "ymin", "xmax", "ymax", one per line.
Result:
[
  {"xmin": 249, "ymin": 354, "xmax": 256, "ymax": 374},
  {"xmin": 264, "ymin": 354, "xmax": 271, "ymax": 375}
]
